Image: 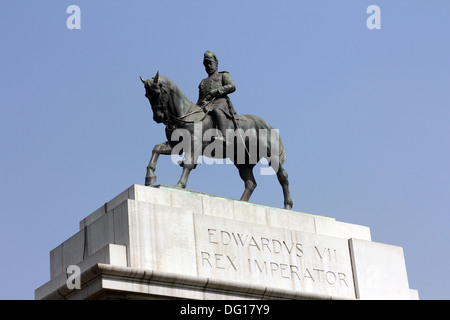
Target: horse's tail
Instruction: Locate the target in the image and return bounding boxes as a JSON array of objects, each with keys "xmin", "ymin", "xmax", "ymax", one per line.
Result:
[
  {"xmin": 279, "ymin": 136, "xmax": 286, "ymax": 165},
  {"xmin": 272, "ymin": 123, "xmax": 286, "ymax": 166}
]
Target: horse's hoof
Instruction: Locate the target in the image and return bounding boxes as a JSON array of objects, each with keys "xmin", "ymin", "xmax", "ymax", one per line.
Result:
[
  {"xmin": 145, "ymin": 176, "xmax": 157, "ymax": 186},
  {"xmin": 174, "ymin": 182, "xmax": 186, "ymax": 189},
  {"xmin": 284, "ymin": 203, "xmax": 293, "ymax": 210}
]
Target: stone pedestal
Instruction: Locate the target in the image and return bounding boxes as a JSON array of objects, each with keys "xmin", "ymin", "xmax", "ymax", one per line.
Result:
[{"xmin": 35, "ymin": 185, "xmax": 418, "ymax": 300}]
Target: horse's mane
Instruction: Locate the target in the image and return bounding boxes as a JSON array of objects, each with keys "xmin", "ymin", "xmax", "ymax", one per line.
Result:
[
  {"xmin": 159, "ymin": 76, "xmax": 191, "ymax": 102},
  {"xmin": 156, "ymin": 75, "xmax": 204, "ymax": 120}
]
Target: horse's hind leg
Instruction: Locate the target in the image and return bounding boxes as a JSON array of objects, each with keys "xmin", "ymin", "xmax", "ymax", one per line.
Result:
[
  {"xmin": 145, "ymin": 141, "xmax": 172, "ymax": 186},
  {"xmin": 237, "ymin": 164, "xmax": 257, "ymax": 202},
  {"xmin": 175, "ymin": 163, "xmax": 196, "ymax": 189},
  {"xmin": 276, "ymin": 164, "xmax": 293, "ymax": 210}
]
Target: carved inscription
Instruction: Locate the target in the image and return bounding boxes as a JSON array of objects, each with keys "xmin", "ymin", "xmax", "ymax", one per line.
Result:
[{"xmin": 199, "ymin": 227, "xmax": 350, "ymax": 288}]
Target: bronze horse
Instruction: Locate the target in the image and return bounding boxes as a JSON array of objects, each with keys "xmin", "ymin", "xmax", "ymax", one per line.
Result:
[{"xmin": 140, "ymin": 72, "xmax": 293, "ymax": 210}]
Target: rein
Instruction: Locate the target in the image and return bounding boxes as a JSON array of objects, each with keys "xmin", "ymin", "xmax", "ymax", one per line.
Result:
[
  {"xmin": 150, "ymin": 79, "xmax": 214, "ymax": 129},
  {"xmin": 166, "ymin": 97, "xmax": 215, "ymax": 126}
]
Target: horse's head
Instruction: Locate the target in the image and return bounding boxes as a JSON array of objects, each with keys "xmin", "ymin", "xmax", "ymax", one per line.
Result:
[{"xmin": 141, "ymin": 71, "xmax": 169, "ymax": 124}]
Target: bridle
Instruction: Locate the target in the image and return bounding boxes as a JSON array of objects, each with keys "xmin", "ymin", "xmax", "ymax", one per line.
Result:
[
  {"xmin": 150, "ymin": 82, "xmax": 213, "ymax": 129},
  {"xmin": 142, "ymin": 73, "xmax": 213, "ymax": 130}
]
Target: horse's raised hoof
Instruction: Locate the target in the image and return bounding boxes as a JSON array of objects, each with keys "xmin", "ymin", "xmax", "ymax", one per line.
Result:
[{"xmin": 145, "ymin": 175, "xmax": 157, "ymax": 186}]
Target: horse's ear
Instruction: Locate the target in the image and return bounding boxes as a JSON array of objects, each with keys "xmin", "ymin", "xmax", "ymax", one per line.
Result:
[
  {"xmin": 154, "ymin": 71, "xmax": 159, "ymax": 83},
  {"xmin": 140, "ymin": 76, "xmax": 146, "ymax": 84}
]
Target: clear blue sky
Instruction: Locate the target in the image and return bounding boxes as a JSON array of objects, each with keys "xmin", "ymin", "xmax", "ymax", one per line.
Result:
[{"xmin": 1, "ymin": 0, "xmax": 449, "ymax": 300}]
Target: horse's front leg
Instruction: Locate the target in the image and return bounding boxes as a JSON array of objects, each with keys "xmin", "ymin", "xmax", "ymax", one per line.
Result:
[
  {"xmin": 145, "ymin": 141, "xmax": 172, "ymax": 186},
  {"xmin": 175, "ymin": 132, "xmax": 202, "ymax": 189},
  {"xmin": 175, "ymin": 152, "xmax": 197, "ymax": 189}
]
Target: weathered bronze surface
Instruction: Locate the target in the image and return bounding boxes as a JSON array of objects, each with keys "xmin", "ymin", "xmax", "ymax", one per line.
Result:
[{"xmin": 140, "ymin": 51, "xmax": 293, "ymax": 209}]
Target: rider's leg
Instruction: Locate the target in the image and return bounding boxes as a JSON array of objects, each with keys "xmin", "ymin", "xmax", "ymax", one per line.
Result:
[{"xmin": 212, "ymin": 109, "xmax": 229, "ymax": 140}]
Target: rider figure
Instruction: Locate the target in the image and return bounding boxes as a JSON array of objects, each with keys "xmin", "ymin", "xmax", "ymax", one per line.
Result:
[{"xmin": 197, "ymin": 50, "xmax": 237, "ymax": 142}]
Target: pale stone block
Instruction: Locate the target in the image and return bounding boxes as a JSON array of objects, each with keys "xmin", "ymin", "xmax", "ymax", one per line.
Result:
[
  {"xmin": 349, "ymin": 238, "xmax": 411, "ymax": 299},
  {"xmin": 84, "ymin": 211, "xmax": 115, "ymax": 256},
  {"xmin": 79, "ymin": 205, "xmax": 106, "ymax": 230},
  {"xmin": 168, "ymin": 187, "xmax": 204, "ymax": 214},
  {"xmin": 134, "ymin": 184, "xmax": 172, "ymax": 207},
  {"xmin": 49, "ymin": 245, "xmax": 63, "ymax": 279},
  {"xmin": 63, "ymin": 278, "xmax": 104, "ymax": 300},
  {"xmin": 193, "ymin": 214, "xmax": 356, "ymax": 299},
  {"xmin": 79, "ymin": 187, "xmax": 131, "ymax": 229},
  {"xmin": 126, "ymin": 200, "xmax": 198, "ymax": 276},
  {"xmin": 39, "ymin": 184, "xmax": 417, "ymax": 300},
  {"xmin": 37, "ymin": 244, "xmax": 127, "ymax": 300},
  {"xmin": 79, "ymin": 185, "xmax": 173, "ymax": 229},
  {"xmin": 60, "ymin": 230, "xmax": 85, "ymax": 278},
  {"xmin": 232, "ymin": 201, "xmax": 269, "ymax": 225},
  {"xmin": 315, "ymin": 218, "xmax": 371, "ymax": 241},
  {"xmin": 76, "ymin": 244, "xmax": 127, "ymax": 274},
  {"xmin": 105, "ymin": 187, "xmax": 133, "ymax": 213},
  {"xmin": 410, "ymin": 289, "xmax": 419, "ymax": 300},
  {"xmin": 100, "ymin": 277, "xmax": 204, "ymax": 300},
  {"xmin": 50, "ymin": 225, "xmax": 119, "ymax": 279},
  {"xmin": 266, "ymin": 207, "xmax": 317, "ymax": 234},
  {"xmin": 107, "ymin": 244, "xmax": 127, "ymax": 267},
  {"xmin": 201, "ymin": 195, "xmax": 236, "ymax": 220},
  {"xmin": 52, "ymin": 200, "xmax": 130, "ymax": 280},
  {"xmin": 111, "ymin": 200, "xmax": 130, "ymax": 248}
]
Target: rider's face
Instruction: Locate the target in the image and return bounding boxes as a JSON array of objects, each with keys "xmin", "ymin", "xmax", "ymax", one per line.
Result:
[{"xmin": 204, "ymin": 60, "xmax": 217, "ymax": 75}]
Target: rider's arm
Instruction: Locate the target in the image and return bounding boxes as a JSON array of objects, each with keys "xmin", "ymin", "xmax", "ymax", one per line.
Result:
[{"xmin": 217, "ymin": 71, "xmax": 236, "ymax": 96}]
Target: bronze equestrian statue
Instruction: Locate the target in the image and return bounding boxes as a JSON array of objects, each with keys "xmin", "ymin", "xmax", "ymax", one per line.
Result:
[{"xmin": 140, "ymin": 51, "xmax": 293, "ymax": 210}]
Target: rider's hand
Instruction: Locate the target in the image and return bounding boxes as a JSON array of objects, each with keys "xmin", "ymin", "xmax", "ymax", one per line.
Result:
[
  {"xmin": 209, "ymin": 89, "xmax": 219, "ymax": 97},
  {"xmin": 203, "ymin": 93, "xmax": 213, "ymax": 102}
]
